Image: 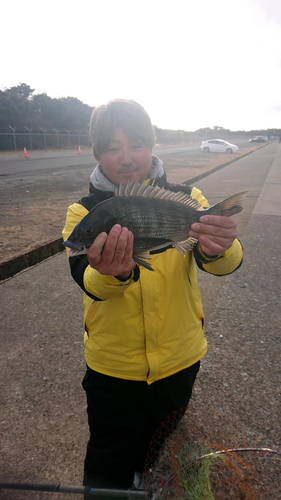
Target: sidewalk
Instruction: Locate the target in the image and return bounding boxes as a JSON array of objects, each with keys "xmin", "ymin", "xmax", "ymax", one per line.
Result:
[
  {"xmin": 253, "ymin": 140, "xmax": 281, "ymax": 216},
  {"xmin": 189, "ymin": 142, "xmax": 281, "ymax": 497}
]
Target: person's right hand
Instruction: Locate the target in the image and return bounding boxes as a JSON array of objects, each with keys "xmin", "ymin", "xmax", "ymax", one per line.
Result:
[{"xmin": 88, "ymin": 224, "xmax": 136, "ymax": 280}]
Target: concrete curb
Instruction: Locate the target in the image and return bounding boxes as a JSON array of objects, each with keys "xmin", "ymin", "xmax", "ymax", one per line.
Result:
[
  {"xmin": 0, "ymin": 238, "xmax": 65, "ymax": 281},
  {"xmin": 0, "ymin": 143, "xmax": 269, "ymax": 282}
]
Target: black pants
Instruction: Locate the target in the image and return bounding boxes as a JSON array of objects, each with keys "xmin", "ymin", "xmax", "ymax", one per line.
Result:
[{"xmin": 82, "ymin": 362, "xmax": 200, "ymax": 497}]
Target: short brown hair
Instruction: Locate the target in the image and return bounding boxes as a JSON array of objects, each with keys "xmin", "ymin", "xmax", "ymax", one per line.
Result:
[{"xmin": 90, "ymin": 99, "xmax": 156, "ymax": 159}]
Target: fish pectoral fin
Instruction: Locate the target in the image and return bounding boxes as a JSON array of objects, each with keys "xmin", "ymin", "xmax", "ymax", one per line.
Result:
[
  {"xmin": 174, "ymin": 237, "xmax": 198, "ymax": 254},
  {"xmin": 133, "ymin": 252, "xmax": 154, "ymax": 271}
]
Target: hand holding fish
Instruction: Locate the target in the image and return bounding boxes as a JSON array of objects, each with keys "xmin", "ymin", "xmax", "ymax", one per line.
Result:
[
  {"xmin": 87, "ymin": 224, "xmax": 136, "ymax": 279},
  {"xmin": 64, "ymin": 182, "xmax": 248, "ymax": 271},
  {"xmin": 189, "ymin": 214, "xmax": 238, "ymax": 256}
]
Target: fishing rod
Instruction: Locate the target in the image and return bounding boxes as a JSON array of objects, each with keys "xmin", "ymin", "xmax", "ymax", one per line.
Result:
[{"xmin": 0, "ymin": 482, "xmax": 146, "ymax": 498}]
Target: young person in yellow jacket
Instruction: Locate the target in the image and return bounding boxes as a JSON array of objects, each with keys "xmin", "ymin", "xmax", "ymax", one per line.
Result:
[{"xmin": 62, "ymin": 99, "xmax": 243, "ymax": 498}]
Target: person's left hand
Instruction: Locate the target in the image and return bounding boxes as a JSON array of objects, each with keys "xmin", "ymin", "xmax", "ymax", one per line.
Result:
[{"xmin": 188, "ymin": 214, "xmax": 238, "ymax": 256}]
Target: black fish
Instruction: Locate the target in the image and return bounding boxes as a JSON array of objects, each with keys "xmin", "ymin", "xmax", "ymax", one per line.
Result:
[{"xmin": 63, "ymin": 182, "xmax": 248, "ymax": 270}]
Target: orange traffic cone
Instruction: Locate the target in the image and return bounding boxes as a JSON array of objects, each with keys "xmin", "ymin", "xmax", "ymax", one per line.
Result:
[
  {"xmin": 24, "ymin": 147, "xmax": 28, "ymax": 158},
  {"xmin": 78, "ymin": 146, "xmax": 82, "ymax": 154}
]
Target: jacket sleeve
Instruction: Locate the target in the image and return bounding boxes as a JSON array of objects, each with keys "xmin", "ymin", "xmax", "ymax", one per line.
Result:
[
  {"xmin": 62, "ymin": 203, "xmax": 139, "ymax": 300},
  {"xmin": 83, "ymin": 265, "xmax": 139, "ymax": 300},
  {"xmin": 193, "ymin": 239, "xmax": 243, "ymax": 276},
  {"xmin": 190, "ymin": 187, "xmax": 244, "ymax": 276}
]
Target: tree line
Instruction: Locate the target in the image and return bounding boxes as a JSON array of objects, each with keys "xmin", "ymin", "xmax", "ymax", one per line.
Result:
[
  {"xmin": 0, "ymin": 83, "xmax": 280, "ymax": 151},
  {"xmin": 0, "ymin": 83, "xmax": 93, "ymax": 150}
]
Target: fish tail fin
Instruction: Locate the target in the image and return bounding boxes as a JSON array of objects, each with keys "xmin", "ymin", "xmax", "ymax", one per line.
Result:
[{"xmin": 207, "ymin": 191, "xmax": 249, "ymax": 217}]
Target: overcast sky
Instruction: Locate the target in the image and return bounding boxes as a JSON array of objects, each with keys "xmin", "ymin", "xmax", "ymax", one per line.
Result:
[{"xmin": 2, "ymin": 0, "xmax": 281, "ymax": 131}]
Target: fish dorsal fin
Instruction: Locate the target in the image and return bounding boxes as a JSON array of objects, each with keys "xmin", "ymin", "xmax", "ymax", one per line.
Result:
[{"xmin": 115, "ymin": 181, "xmax": 202, "ymax": 209}]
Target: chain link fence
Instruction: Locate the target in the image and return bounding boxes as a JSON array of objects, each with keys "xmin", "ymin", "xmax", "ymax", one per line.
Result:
[{"xmin": 0, "ymin": 128, "xmax": 92, "ymax": 151}]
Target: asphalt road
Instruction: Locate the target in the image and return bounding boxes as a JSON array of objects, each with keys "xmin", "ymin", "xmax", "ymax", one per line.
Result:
[{"xmin": 0, "ymin": 140, "xmax": 253, "ymax": 176}]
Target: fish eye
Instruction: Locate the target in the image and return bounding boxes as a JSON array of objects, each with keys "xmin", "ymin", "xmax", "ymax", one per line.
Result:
[{"xmin": 84, "ymin": 227, "xmax": 94, "ymax": 235}]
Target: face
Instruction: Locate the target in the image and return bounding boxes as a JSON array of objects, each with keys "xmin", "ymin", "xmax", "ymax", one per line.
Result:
[{"xmin": 98, "ymin": 128, "xmax": 152, "ymax": 185}]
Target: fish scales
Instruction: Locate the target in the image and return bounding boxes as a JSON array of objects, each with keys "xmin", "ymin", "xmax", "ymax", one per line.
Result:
[
  {"xmin": 110, "ymin": 196, "xmax": 191, "ymax": 240},
  {"xmin": 63, "ymin": 181, "xmax": 248, "ymax": 271}
]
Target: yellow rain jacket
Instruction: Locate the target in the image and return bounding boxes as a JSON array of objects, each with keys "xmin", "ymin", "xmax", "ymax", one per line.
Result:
[{"xmin": 62, "ymin": 181, "xmax": 243, "ymax": 384}]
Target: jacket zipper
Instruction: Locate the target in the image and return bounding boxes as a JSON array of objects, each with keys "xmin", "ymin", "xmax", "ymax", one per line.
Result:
[{"xmin": 139, "ymin": 277, "xmax": 150, "ymax": 378}]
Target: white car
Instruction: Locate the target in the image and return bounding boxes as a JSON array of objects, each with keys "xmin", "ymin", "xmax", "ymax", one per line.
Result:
[{"xmin": 200, "ymin": 139, "xmax": 239, "ymax": 154}]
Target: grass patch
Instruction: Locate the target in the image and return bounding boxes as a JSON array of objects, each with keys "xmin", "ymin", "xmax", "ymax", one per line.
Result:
[{"xmin": 177, "ymin": 442, "xmax": 222, "ymax": 499}]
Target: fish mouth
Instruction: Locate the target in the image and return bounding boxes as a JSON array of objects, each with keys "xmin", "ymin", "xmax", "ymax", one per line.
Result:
[{"xmin": 63, "ymin": 240, "xmax": 87, "ymax": 256}]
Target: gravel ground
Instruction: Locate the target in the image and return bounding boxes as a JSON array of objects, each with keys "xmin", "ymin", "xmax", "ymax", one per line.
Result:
[{"xmin": 0, "ymin": 145, "xmax": 280, "ymax": 499}]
